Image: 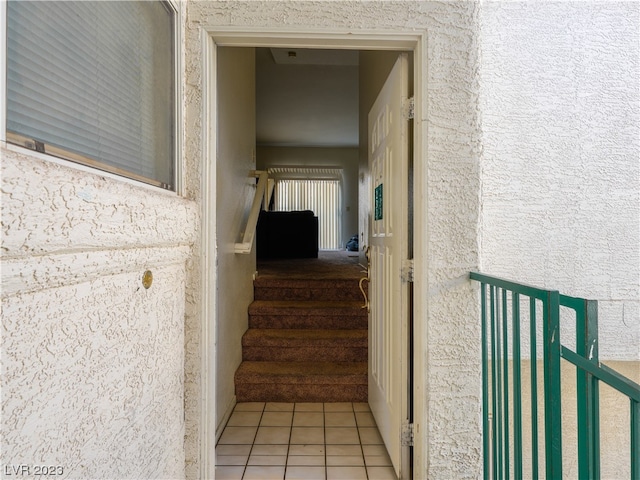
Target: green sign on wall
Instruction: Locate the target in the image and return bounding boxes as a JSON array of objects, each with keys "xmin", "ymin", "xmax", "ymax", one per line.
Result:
[{"xmin": 374, "ymin": 183, "xmax": 383, "ymax": 220}]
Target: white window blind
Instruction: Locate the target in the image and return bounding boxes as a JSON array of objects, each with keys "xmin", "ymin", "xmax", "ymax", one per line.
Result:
[
  {"xmin": 274, "ymin": 178, "xmax": 342, "ymax": 250},
  {"xmin": 6, "ymin": 1, "xmax": 175, "ymax": 189}
]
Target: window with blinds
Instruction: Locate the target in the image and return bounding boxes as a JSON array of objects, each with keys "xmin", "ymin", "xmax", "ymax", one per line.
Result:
[
  {"xmin": 5, "ymin": 1, "xmax": 176, "ymax": 190},
  {"xmin": 271, "ymin": 169, "xmax": 343, "ymax": 250}
]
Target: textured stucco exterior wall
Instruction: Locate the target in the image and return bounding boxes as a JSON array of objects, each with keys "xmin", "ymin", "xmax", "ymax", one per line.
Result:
[
  {"xmin": 1, "ymin": 146, "xmax": 197, "ymax": 478},
  {"xmin": 479, "ymin": 2, "xmax": 640, "ymax": 360},
  {"xmin": 3, "ymin": 1, "xmax": 635, "ymax": 477},
  {"xmin": 184, "ymin": 2, "xmax": 482, "ymax": 478}
]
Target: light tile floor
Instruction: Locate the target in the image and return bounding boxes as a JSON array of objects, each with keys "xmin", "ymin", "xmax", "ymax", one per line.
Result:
[{"xmin": 216, "ymin": 402, "xmax": 398, "ymax": 480}]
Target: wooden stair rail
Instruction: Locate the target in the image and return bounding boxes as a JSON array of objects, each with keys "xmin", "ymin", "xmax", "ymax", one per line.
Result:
[{"xmin": 235, "ymin": 170, "xmax": 274, "ymax": 254}]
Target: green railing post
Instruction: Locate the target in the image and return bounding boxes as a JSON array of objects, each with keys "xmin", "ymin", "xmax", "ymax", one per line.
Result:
[
  {"xmin": 632, "ymin": 399, "xmax": 640, "ymax": 480},
  {"xmin": 512, "ymin": 292, "xmax": 523, "ymax": 480},
  {"xmin": 501, "ymin": 289, "xmax": 510, "ymax": 479},
  {"xmin": 529, "ymin": 298, "xmax": 539, "ymax": 480},
  {"xmin": 574, "ymin": 298, "xmax": 600, "ymax": 480},
  {"xmin": 544, "ymin": 290, "xmax": 563, "ymax": 479},
  {"xmin": 481, "ymin": 282, "xmax": 490, "ymax": 480},
  {"xmin": 489, "ymin": 285, "xmax": 498, "ymax": 479},
  {"xmin": 491, "ymin": 285, "xmax": 503, "ymax": 480}
]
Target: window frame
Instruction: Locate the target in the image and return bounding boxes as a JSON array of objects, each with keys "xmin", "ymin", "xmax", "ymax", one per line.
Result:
[{"xmin": 1, "ymin": 0, "xmax": 183, "ymax": 194}]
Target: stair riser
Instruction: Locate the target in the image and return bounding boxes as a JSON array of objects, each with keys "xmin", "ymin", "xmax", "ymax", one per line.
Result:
[
  {"xmin": 235, "ymin": 383, "xmax": 367, "ymax": 403},
  {"xmin": 243, "ymin": 347, "xmax": 367, "ymax": 363},
  {"xmin": 254, "ymin": 287, "xmax": 363, "ymax": 301},
  {"xmin": 249, "ymin": 315, "xmax": 367, "ymax": 330},
  {"xmin": 250, "ymin": 305, "xmax": 367, "ymax": 316}
]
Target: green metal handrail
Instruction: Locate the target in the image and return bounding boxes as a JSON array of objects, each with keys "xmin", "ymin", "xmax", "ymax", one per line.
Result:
[{"xmin": 470, "ymin": 271, "xmax": 640, "ymax": 480}]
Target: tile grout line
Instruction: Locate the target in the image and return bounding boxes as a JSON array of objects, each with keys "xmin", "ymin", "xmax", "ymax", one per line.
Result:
[
  {"xmin": 284, "ymin": 403, "xmax": 294, "ymax": 480},
  {"xmin": 324, "ymin": 402, "xmax": 327, "ymax": 480},
  {"xmin": 354, "ymin": 402, "xmax": 370, "ymax": 480},
  {"xmin": 244, "ymin": 403, "xmax": 265, "ymax": 479}
]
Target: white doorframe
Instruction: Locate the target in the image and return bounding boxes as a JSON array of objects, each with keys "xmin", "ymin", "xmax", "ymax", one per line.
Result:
[{"xmin": 200, "ymin": 27, "xmax": 427, "ymax": 480}]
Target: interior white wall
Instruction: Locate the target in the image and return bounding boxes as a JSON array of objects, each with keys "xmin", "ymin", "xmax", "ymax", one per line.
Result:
[
  {"xmin": 479, "ymin": 2, "xmax": 640, "ymax": 360},
  {"xmin": 215, "ymin": 47, "xmax": 257, "ymax": 434},
  {"xmin": 255, "ymin": 47, "xmax": 358, "ymax": 147},
  {"xmin": 257, "ymin": 146, "xmax": 358, "ymax": 248}
]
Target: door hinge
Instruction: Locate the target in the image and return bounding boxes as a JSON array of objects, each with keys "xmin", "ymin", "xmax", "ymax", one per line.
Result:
[
  {"xmin": 401, "ymin": 259, "xmax": 414, "ymax": 283},
  {"xmin": 401, "ymin": 421, "xmax": 414, "ymax": 446},
  {"xmin": 402, "ymin": 97, "xmax": 415, "ymax": 120}
]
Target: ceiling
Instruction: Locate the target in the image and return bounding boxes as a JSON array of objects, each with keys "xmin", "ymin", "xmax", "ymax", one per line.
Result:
[{"xmin": 255, "ymin": 48, "xmax": 360, "ymax": 148}]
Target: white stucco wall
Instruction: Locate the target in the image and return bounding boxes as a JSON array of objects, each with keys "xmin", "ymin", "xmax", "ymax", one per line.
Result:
[
  {"xmin": 479, "ymin": 2, "xmax": 640, "ymax": 360},
  {"xmin": 184, "ymin": 2, "xmax": 482, "ymax": 479},
  {"xmin": 1, "ymin": 147, "xmax": 197, "ymax": 478}
]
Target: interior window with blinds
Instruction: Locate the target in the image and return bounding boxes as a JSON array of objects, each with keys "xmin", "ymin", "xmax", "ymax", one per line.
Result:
[
  {"xmin": 6, "ymin": 1, "xmax": 176, "ymax": 189},
  {"xmin": 270, "ymin": 168, "xmax": 343, "ymax": 250}
]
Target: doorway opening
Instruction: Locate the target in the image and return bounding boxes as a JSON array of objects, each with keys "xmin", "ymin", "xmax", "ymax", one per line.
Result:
[{"xmin": 201, "ymin": 30, "xmax": 426, "ymax": 480}]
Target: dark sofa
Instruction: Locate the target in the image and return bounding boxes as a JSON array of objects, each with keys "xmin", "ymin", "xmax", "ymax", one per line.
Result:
[{"xmin": 256, "ymin": 210, "xmax": 319, "ymax": 259}]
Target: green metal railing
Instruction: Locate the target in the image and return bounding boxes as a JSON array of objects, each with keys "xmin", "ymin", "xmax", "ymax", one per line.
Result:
[{"xmin": 470, "ymin": 272, "xmax": 640, "ymax": 480}]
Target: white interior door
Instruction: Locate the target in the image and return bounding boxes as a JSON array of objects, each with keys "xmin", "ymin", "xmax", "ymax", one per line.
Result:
[{"xmin": 368, "ymin": 53, "xmax": 410, "ymax": 479}]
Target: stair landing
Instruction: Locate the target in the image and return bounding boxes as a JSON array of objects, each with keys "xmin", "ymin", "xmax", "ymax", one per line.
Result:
[{"xmin": 255, "ymin": 250, "xmax": 363, "ymax": 280}]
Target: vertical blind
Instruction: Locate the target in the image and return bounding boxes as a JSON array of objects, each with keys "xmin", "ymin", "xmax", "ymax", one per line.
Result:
[
  {"xmin": 274, "ymin": 179, "xmax": 342, "ymax": 250},
  {"xmin": 6, "ymin": 1, "xmax": 175, "ymax": 189}
]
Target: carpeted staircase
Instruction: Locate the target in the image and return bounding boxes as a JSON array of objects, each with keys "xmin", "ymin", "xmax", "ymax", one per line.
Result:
[{"xmin": 234, "ymin": 274, "xmax": 368, "ymax": 402}]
